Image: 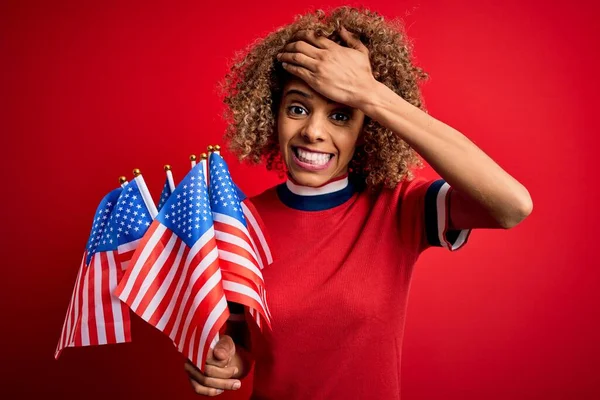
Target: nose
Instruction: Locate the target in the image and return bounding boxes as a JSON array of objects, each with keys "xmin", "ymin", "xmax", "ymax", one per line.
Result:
[{"xmin": 301, "ymin": 115, "xmax": 326, "ymax": 143}]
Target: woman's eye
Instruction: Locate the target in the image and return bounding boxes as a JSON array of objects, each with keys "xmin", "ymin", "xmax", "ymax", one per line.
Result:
[
  {"xmin": 331, "ymin": 112, "xmax": 350, "ymax": 122},
  {"xmin": 288, "ymin": 105, "xmax": 307, "ymax": 115}
]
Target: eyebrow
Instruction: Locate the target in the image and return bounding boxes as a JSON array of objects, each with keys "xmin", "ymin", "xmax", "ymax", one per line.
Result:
[{"xmin": 283, "ymin": 88, "xmax": 337, "ymax": 105}]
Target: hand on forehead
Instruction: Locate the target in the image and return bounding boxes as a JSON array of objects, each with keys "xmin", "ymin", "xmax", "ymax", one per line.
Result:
[
  {"xmin": 276, "ymin": 26, "xmax": 373, "ymax": 110},
  {"xmin": 285, "ymin": 26, "xmax": 366, "ymax": 52}
]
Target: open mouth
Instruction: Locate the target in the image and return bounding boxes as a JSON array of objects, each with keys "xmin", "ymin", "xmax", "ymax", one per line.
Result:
[{"xmin": 292, "ymin": 146, "xmax": 334, "ymax": 167}]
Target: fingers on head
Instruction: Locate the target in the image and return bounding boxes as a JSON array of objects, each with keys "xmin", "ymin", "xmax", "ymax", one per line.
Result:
[
  {"xmin": 338, "ymin": 26, "xmax": 367, "ymax": 51},
  {"xmin": 280, "ymin": 63, "xmax": 308, "ymax": 80},
  {"xmin": 293, "ymin": 29, "xmax": 328, "ymax": 48},
  {"xmin": 285, "ymin": 41, "xmax": 312, "ymax": 54}
]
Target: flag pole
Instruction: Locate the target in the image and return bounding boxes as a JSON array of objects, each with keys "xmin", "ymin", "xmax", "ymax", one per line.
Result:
[
  {"xmin": 164, "ymin": 165, "xmax": 176, "ymax": 192},
  {"xmin": 190, "ymin": 154, "xmax": 197, "ymax": 168},
  {"xmin": 211, "ymin": 145, "xmax": 220, "ymax": 191},
  {"xmin": 201, "ymin": 153, "xmax": 208, "ymax": 188},
  {"xmin": 133, "ymin": 168, "xmax": 159, "ymax": 219},
  {"xmin": 205, "ymin": 145, "xmax": 221, "ymax": 350},
  {"xmin": 206, "ymin": 145, "xmax": 216, "ymax": 188}
]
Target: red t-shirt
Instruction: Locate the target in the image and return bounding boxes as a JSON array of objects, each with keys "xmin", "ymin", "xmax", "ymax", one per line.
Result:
[{"xmin": 246, "ymin": 174, "xmax": 471, "ymax": 399}]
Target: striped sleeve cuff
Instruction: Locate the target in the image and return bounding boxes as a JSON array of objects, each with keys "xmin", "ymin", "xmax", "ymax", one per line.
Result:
[{"xmin": 424, "ymin": 180, "xmax": 471, "ymax": 251}]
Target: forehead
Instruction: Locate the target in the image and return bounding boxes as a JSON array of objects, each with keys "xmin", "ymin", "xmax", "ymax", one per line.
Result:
[
  {"xmin": 283, "ymin": 77, "xmax": 311, "ymax": 91},
  {"xmin": 282, "ymin": 77, "xmax": 332, "ymax": 103}
]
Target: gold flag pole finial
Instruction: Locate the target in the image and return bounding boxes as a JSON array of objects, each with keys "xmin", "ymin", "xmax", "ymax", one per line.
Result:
[
  {"xmin": 164, "ymin": 164, "xmax": 171, "ymax": 171},
  {"xmin": 201, "ymin": 153, "xmax": 208, "ymax": 160},
  {"xmin": 189, "ymin": 154, "xmax": 197, "ymax": 162},
  {"xmin": 133, "ymin": 168, "xmax": 141, "ymax": 177},
  {"xmin": 214, "ymin": 144, "xmax": 221, "ymax": 152},
  {"xmin": 119, "ymin": 176, "xmax": 127, "ymax": 184},
  {"xmin": 207, "ymin": 145, "xmax": 214, "ymax": 153}
]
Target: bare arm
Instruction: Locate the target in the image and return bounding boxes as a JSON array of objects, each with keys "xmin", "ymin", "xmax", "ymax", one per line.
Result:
[{"xmin": 361, "ymin": 81, "xmax": 533, "ymax": 229}]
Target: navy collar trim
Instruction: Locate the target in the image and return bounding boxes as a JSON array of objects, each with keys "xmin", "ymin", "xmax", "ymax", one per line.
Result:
[{"xmin": 276, "ymin": 178, "xmax": 357, "ymax": 211}]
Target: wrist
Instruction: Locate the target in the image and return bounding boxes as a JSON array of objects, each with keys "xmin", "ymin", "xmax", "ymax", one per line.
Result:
[{"xmin": 357, "ymin": 79, "xmax": 388, "ymax": 119}]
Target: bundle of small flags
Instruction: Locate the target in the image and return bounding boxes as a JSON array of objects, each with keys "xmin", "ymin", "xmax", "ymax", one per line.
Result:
[{"xmin": 55, "ymin": 145, "xmax": 273, "ymax": 371}]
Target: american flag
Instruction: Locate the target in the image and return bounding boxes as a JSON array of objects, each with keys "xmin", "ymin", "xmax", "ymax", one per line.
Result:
[
  {"xmin": 157, "ymin": 166, "xmax": 175, "ymax": 212},
  {"xmin": 115, "ymin": 162, "xmax": 229, "ymax": 371},
  {"xmin": 55, "ymin": 186, "xmax": 126, "ymax": 359},
  {"xmin": 208, "ymin": 152, "xmax": 273, "ymax": 330},
  {"xmin": 103, "ymin": 175, "xmax": 158, "ymax": 270}
]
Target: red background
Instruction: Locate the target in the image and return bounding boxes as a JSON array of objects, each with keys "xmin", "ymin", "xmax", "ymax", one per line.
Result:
[{"xmin": 1, "ymin": 0, "xmax": 598, "ymax": 398}]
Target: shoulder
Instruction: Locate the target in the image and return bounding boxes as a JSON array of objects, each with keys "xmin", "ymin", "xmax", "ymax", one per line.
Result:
[
  {"xmin": 358, "ymin": 173, "xmax": 436, "ymax": 210},
  {"xmin": 392, "ymin": 174, "xmax": 436, "ymax": 200},
  {"xmin": 248, "ymin": 184, "xmax": 280, "ymax": 211}
]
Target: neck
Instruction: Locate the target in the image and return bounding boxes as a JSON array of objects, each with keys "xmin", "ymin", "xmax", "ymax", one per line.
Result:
[
  {"xmin": 277, "ymin": 173, "xmax": 356, "ymax": 211},
  {"xmin": 285, "ymin": 173, "xmax": 349, "ymax": 196}
]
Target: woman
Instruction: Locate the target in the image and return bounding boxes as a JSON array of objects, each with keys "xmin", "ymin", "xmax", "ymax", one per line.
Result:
[{"xmin": 184, "ymin": 6, "xmax": 533, "ymax": 399}]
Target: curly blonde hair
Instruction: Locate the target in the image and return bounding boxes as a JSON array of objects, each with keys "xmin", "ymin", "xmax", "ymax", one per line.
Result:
[{"xmin": 219, "ymin": 6, "xmax": 429, "ymax": 188}]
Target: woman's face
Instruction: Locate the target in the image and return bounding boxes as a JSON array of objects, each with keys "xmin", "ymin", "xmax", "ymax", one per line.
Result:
[{"xmin": 277, "ymin": 77, "xmax": 365, "ymax": 187}]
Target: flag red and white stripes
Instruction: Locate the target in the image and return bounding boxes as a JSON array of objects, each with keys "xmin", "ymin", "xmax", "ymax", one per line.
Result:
[
  {"xmin": 118, "ymin": 239, "xmax": 141, "ymax": 270},
  {"xmin": 116, "ymin": 222, "xmax": 230, "ymax": 370},
  {"xmin": 55, "ymin": 251, "xmax": 131, "ymax": 358},
  {"xmin": 241, "ymin": 200, "xmax": 273, "ymax": 269},
  {"xmin": 115, "ymin": 163, "xmax": 231, "ymax": 371},
  {"xmin": 55, "ymin": 175, "xmax": 157, "ymax": 359},
  {"xmin": 213, "ymin": 210, "xmax": 272, "ymax": 329},
  {"xmin": 207, "ymin": 151, "xmax": 274, "ymax": 332}
]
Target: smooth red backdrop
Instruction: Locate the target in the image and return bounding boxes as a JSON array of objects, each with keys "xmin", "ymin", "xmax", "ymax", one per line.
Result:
[{"xmin": 2, "ymin": 0, "xmax": 598, "ymax": 398}]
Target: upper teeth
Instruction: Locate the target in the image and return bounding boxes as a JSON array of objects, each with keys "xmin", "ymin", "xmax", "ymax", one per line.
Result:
[{"xmin": 297, "ymin": 148, "xmax": 330, "ymax": 165}]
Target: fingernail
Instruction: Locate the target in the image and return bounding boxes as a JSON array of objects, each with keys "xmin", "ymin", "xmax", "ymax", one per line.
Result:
[
  {"xmin": 282, "ymin": 62, "xmax": 288, "ymax": 67},
  {"xmin": 233, "ymin": 367, "xmax": 239, "ymax": 376},
  {"xmin": 232, "ymin": 381, "xmax": 241, "ymax": 390},
  {"xmin": 216, "ymin": 389, "xmax": 224, "ymax": 394},
  {"xmin": 276, "ymin": 53, "xmax": 281, "ymax": 59}
]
